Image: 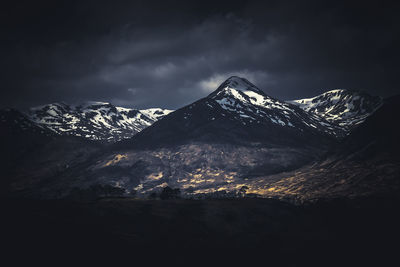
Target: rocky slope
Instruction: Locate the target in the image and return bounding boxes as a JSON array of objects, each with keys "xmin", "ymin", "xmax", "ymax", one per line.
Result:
[{"xmin": 240, "ymin": 95, "xmax": 400, "ymax": 202}]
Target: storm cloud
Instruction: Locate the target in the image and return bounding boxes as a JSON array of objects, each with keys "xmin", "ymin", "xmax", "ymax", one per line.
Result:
[{"xmin": 1, "ymin": 0, "xmax": 399, "ymax": 110}]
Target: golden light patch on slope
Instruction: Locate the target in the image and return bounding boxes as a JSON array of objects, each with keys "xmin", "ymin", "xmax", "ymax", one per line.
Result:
[
  {"xmin": 193, "ymin": 188, "xmax": 217, "ymax": 194},
  {"xmin": 104, "ymin": 154, "xmax": 128, "ymax": 167},
  {"xmin": 155, "ymin": 182, "xmax": 168, "ymax": 188},
  {"xmin": 244, "ymin": 175, "xmax": 308, "ymax": 197},
  {"xmin": 245, "ymin": 187, "xmax": 274, "ymax": 195},
  {"xmin": 193, "ymin": 183, "xmax": 244, "ymax": 194},
  {"xmin": 225, "ymin": 172, "xmax": 236, "ymax": 183},
  {"xmin": 146, "ymin": 172, "xmax": 164, "ymax": 181},
  {"xmin": 217, "ymin": 187, "xmax": 228, "ymax": 191},
  {"xmin": 181, "ymin": 184, "xmax": 194, "ymax": 189},
  {"xmin": 233, "ymin": 184, "xmax": 247, "ymax": 189},
  {"xmin": 181, "ymin": 169, "xmax": 237, "ymax": 188}
]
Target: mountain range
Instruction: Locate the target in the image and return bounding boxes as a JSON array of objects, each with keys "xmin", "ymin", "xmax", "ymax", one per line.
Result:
[
  {"xmin": 1, "ymin": 76, "xmax": 397, "ymax": 201},
  {"xmin": 28, "ymin": 102, "xmax": 172, "ymax": 142},
  {"xmin": 2, "ymin": 77, "xmax": 381, "ymax": 144}
]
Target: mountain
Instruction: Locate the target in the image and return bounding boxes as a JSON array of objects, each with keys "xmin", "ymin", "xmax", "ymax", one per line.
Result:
[
  {"xmin": 3, "ymin": 76, "xmax": 340, "ymax": 198},
  {"xmin": 56, "ymin": 76, "xmax": 347, "ymax": 199},
  {"xmin": 28, "ymin": 102, "xmax": 173, "ymax": 143},
  {"xmin": 123, "ymin": 76, "xmax": 341, "ymax": 148},
  {"xmin": 289, "ymin": 89, "xmax": 382, "ymax": 133},
  {"xmin": 75, "ymin": 80, "xmax": 396, "ymax": 200}
]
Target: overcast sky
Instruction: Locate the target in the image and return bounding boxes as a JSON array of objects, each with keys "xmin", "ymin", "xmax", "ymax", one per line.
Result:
[{"xmin": 1, "ymin": 0, "xmax": 399, "ymax": 110}]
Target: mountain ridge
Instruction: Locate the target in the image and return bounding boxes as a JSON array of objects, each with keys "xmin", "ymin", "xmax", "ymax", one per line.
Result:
[
  {"xmin": 27, "ymin": 102, "xmax": 173, "ymax": 143},
  {"xmin": 1, "ymin": 78, "xmax": 381, "ymax": 144},
  {"xmin": 289, "ymin": 89, "xmax": 382, "ymax": 132}
]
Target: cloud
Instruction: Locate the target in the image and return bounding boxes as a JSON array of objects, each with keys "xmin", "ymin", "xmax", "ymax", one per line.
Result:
[
  {"xmin": 199, "ymin": 75, "xmax": 226, "ymax": 93},
  {"xmin": 1, "ymin": 0, "xmax": 399, "ymax": 110},
  {"xmin": 127, "ymin": 88, "xmax": 138, "ymax": 94},
  {"xmin": 153, "ymin": 62, "xmax": 178, "ymax": 78}
]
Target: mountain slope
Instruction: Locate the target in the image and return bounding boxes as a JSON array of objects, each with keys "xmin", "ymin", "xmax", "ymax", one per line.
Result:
[
  {"xmin": 29, "ymin": 102, "xmax": 173, "ymax": 142},
  {"xmin": 289, "ymin": 89, "xmax": 382, "ymax": 132},
  {"xmin": 0, "ymin": 108, "xmax": 54, "ymax": 165},
  {"xmin": 247, "ymin": 95, "xmax": 400, "ymax": 201},
  {"xmin": 0, "ymin": 109, "xmax": 102, "ymax": 197},
  {"xmin": 332, "ymin": 94, "xmax": 400, "ymax": 161}
]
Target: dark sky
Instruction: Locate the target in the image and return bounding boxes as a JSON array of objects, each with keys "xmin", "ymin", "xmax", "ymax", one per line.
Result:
[{"xmin": 1, "ymin": 0, "xmax": 399, "ymax": 110}]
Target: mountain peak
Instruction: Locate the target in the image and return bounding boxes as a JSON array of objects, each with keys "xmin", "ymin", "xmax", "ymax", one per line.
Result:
[
  {"xmin": 210, "ymin": 76, "xmax": 265, "ymax": 96},
  {"xmin": 225, "ymin": 75, "xmax": 250, "ymax": 85}
]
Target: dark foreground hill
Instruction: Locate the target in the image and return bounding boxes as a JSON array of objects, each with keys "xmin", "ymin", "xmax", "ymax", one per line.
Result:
[{"xmin": 1, "ymin": 197, "xmax": 399, "ymax": 266}]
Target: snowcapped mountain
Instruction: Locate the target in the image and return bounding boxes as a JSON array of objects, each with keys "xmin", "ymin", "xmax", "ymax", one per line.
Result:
[
  {"xmin": 28, "ymin": 102, "xmax": 173, "ymax": 142},
  {"xmin": 289, "ymin": 89, "xmax": 382, "ymax": 132},
  {"xmin": 206, "ymin": 76, "xmax": 343, "ymax": 137},
  {"xmin": 119, "ymin": 76, "xmax": 346, "ymax": 149}
]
